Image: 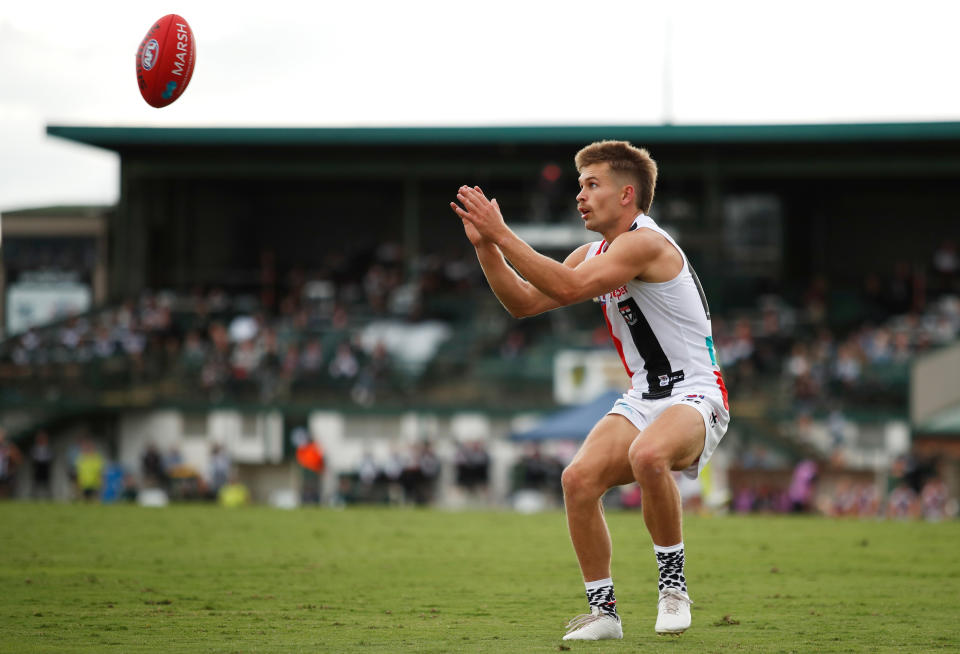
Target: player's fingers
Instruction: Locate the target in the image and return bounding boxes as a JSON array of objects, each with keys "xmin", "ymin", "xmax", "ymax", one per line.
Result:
[
  {"xmin": 450, "ymin": 202, "xmax": 468, "ymax": 218},
  {"xmin": 455, "ymin": 205, "xmax": 479, "ymax": 224},
  {"xmin": 460, "ymin": 188, "xmax": 490, "ymax": 213},
  {"xmin": 460, "ymin": 185, "xmax": 484, "ymax": 200},
  {"xmin": 457, "ymin": 190, "xmax": 480, "ymax": 212}
]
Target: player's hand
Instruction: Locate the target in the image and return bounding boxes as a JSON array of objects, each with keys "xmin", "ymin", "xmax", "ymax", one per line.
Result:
[
  {"xmin": 460, "ymin": 216, "xmax": 486, "ymax": 246},
  {"xmin": 450, "ymin": 186, "xmax": 508, "ymax": 244}
]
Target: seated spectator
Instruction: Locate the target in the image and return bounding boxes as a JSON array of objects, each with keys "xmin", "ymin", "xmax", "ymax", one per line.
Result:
[
  {"xmin": 455, "ymin": 440, "xmax": 490, "ymax": 495},
  {"xmin": 329, "ymin": 342, "xmax": 359, "ymax": 380}
]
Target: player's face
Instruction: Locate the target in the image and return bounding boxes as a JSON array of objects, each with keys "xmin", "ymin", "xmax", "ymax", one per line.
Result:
[{"xmin": 576, "ymin": 163, "xmax": 627, "ymax": 232}]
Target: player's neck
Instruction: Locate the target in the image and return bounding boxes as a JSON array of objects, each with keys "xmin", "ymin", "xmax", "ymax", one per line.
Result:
[{"xmin": 601, "ymin": 211, "xmax": 644, "ymax": 244}]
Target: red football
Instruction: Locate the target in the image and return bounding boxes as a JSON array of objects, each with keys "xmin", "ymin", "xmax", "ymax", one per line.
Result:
[{"xmin": 135, "ymin": 14, "xmax": 196, "ymax": 108}]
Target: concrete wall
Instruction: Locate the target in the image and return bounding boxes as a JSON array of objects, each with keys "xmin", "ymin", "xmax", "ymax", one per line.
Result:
[{"xmin": 911, "ymin": 342, "xmax": 960, "ymax": 425}]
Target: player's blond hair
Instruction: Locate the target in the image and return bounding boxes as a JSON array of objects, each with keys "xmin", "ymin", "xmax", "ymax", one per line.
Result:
[{"xmin": 575, "ymin": 141, "xmax": 658, "ymax": 213}]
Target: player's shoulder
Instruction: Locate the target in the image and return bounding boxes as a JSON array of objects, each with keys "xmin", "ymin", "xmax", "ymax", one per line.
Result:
[{"xmin": 611, "ymin": 226, "xmax": 670, "ymax": 256}]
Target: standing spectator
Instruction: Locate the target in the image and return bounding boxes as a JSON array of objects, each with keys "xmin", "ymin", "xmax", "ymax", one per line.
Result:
[
  {"xmin": 921, "ymin": 475, "xmax": 952, "ymax": 522},
  {"xmin": 208, "ymin": 443, "xmax": 231, "ymax": 499},
  {"xmin": 887, "ymin": 261, "xmax": 915, "ymax": 315},
  {"xmin": 201, "ymin": 322, "xmax": 231, "ymax": 398},
  {"xmin": 0, "ymin": 428, "xmax": 23, "ymax": 499},
  {"xmin": 886, "ymin": 481, "xmax": 920, "ymax": 520},
  {"xmin": 803, "ymin": 276, "xmax": 829, "ymax": 325},
  {"xmin": 357, "ymin": 451, "xmax": 379, "ymax": 502},
  {"xmin": 142, "ymin": 443, "xmax": 167, "ymax": 489},
  {"xmin": 30, "ymin": 430, "xmax": 54, "ymax": 498},
  {"xmin": 231, "ymin": 338, "xmax": 261, "ymax": 382},
  {"xmin": 833, "ymin": 344, "xmax": 862, "ymax": 388},
  {"xmin": 932, "ymin": 239, "xmax": 958, "ymax": 296},
  {"xmin": 352, "ymin": 341, "xmax": 391, "ymax": 406},
  {"xmin": 787, "ymin": 459, "xmax": 818, "ymax": 513},
  {"xmin": 292, "ymin": 427, "xmax": 325, "ymax": 504},
  {"xmin": 855, "ymin": 482, "xmax": 881, "ymax": 518},
  {"xmin": 179, "ymin": 329, "xmax": 207, "ymax": 374},
  {"xmin": 281, "ymin": 343, "xmax": 301, "ymax": 381},
  {"xmin": 862, "ymin": 273, "xmax": 888, "ymax": 323},
  {"xmin": 298, "ymin": 339, "xmax": 324, "ymax": 379},
  {"xmin": 414, "ymin": 441, "xmax": 441, "ymax": 505},
  {"xmin": 75, "ymin": 439, "xmax": 104, "ymax": 501},
  {"xmin": 257, "ymin": 328, "xmax": 283, "ymax": 401}
]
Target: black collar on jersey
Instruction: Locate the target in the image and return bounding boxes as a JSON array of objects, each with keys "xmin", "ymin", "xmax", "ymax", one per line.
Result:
[{"xmin": 628, "ymin": 213, "xmax": 647, "ymax": 231}]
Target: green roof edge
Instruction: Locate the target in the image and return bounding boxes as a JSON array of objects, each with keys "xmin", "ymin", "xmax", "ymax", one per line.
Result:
[{"xmin": 46, "ymin": 122, "xmax": 960, "ymax": 151}]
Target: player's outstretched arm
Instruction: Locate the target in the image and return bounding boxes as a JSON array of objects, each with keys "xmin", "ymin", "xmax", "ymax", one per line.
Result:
[
  {"xmin": 454, "ymin": 186, "xmax": 655, "ymax": 306},
  {"xmin": 452, "ymin": 190, "xmax": 587, "ymax": 318},
  {"xmin": 475, "ymin": 240, "xmax": 589, "ymax": 318}
]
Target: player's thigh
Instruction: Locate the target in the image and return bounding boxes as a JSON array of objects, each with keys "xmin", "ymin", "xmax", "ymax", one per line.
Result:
[
  {"xmin": 630, "ymin": 403, "xmax": 705, "ymax": 472},
  {"xmin": 565, "ymin": 413, "xmax": 639, "ymax": 490}
]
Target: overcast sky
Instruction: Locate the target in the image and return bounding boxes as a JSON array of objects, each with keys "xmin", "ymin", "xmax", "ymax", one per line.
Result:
[{"xmin": 2, "ymin": 0, "xmax": 960, "ymax": 213}]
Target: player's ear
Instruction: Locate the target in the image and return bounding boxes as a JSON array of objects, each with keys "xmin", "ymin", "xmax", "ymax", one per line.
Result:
[{"xmin": 620, "ymin": 184, "xmax": 636, "ymax": 207}]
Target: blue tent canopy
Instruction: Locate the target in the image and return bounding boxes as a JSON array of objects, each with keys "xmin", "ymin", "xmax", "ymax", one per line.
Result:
[{"xmin": 511, "ymin": 390, "xmax": 624, "ymax": 441}]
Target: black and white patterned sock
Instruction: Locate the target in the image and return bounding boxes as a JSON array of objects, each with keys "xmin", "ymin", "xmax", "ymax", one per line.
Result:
[
  {"xmin": 654, "ymin": 543, "xmax": 687, "ymax": 594},
  {"xmin": 584, "ymin": 577, "xmax": 619, "ymax": 620}
]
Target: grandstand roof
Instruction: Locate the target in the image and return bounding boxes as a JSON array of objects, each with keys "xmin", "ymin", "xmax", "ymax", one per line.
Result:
[
  {"xmin": 1, "ymin": 205, "xmax": 112, "ymax": 219},
  {"xmin": 47, "ymin": 122, "xmax": 960, "ymax": 151}
]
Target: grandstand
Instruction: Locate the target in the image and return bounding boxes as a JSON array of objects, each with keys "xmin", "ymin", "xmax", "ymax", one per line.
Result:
[{"xmin": 0, "ymin": 123, "xmax": 957, "ymax": 514}]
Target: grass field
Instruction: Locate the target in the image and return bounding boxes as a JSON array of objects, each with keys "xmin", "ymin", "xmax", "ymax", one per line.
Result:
[{"xmin": 1, "ymin": 503, "xmax": 958, "ymax": 653}]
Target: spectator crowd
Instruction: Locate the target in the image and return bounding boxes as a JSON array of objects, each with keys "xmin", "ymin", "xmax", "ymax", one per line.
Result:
[{"xmin": 0, "ymin": 242, "xmax": 484, "ymax": 406}]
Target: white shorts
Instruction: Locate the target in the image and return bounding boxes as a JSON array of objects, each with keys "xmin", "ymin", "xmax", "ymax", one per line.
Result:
[{"xmin": 608, "ymin": 387, "xmax": 729, "ymax": 480}]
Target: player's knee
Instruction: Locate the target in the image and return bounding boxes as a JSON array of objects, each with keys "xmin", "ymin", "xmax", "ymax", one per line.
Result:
[
  {"xmin": 628, "ymin": 440, "xmax": 670, "ymax": 482},
  {"xmin": 561, "ymin": 463, "xmax": 600, "ymax": 502}
]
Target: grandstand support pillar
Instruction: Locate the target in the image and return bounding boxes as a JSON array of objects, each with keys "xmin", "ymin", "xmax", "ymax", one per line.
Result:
[
  {"xmin": 113, "ymin": 164, "xmax": 134, "ymax": 301},
  {"xmin": 403, "ymin": 177, "xmax": 420, "ymax": 280},
  {"xmin": 703, "ymin": 154, "xmax": 723, "ymax": 274}
]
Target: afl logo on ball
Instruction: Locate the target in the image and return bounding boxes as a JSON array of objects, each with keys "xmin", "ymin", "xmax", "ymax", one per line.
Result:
[{"xmin": 141, "ymin": 39, "xmax": 159, "ymax": 70}]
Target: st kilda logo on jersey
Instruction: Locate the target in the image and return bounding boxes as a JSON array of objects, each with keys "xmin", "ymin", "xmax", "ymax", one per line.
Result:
[{"xmin": 618, "ymin": 302, "xmax": 638, "ymax": 325}]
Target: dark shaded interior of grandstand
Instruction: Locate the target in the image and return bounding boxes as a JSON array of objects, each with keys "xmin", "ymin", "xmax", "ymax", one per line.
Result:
[{"xmin": 49, "ymin": 125, "xmax": 956, "ymax": 310}]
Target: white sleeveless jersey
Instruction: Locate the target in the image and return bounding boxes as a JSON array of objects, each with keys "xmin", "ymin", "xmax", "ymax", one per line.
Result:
[{"xmin": 590, "ymin": 214, "xmax": 728, "ymax": 404}]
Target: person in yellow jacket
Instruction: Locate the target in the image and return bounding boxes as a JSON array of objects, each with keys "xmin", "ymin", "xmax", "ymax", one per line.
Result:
[
  {"xmin": 75, "ymin": 439, "xmax": 104, "ymax": 501},
  {"xmin": 218, "ymin": 474, "xmax": 250, "ymax": 508}
]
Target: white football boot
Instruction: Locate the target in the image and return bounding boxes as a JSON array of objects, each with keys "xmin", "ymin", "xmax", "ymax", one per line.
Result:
[
  {"xmin": 655, "ymin": 588, "xmax": 692, "ymax": 634},
  {"xmin": 562, "ymin": 606, "xmax": 623, "ymax": 641}
]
